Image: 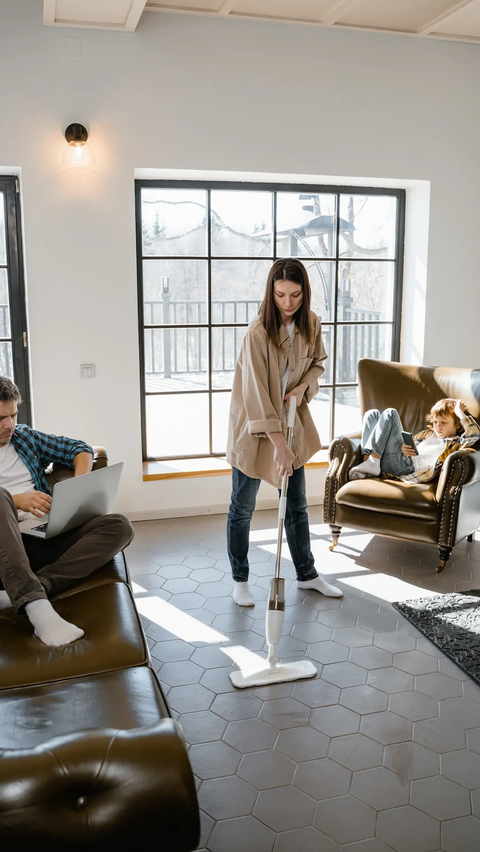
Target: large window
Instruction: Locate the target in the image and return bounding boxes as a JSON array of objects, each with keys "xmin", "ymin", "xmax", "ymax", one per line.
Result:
[
  {"xmin": 136, "ymin": 181, "xmax": 405, "ymax": 462},
  {"xmin": 0, "ymin": 177, "xmax": 30, "ymax": 423}
]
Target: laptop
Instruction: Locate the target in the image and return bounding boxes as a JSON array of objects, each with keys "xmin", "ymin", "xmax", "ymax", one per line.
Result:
[{"xmin": 18, "ymin": 462, "xmax": 124, "ymax": 539}]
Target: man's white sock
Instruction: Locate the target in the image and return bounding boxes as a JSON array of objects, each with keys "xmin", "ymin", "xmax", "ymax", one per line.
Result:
[
  {"xmin": 25, "ymin": 599, "xmax": 84, "ymax": 646},
  {"xmin": 0, "ymin": 590, "xmax": 12, "ymax": 610}
]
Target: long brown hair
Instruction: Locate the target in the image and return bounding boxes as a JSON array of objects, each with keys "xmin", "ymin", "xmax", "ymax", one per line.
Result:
[{"xmin": 259, "ymin": 258, "xmax": 315, "ymax": 346}]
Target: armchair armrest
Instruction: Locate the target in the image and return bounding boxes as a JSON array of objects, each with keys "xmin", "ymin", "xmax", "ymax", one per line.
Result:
[
  {"xmin": 436, "ymin": 448, "xmax": 480, "ymax": 548},
  {"xmin": 46, "ymin": 446, "xmax": 109, "ymax": 488},
  {"xmin": 92, "ymin": 446, "xmax": 108, "ymax": 470},
  {"xmin": 323, "ymin": 433, "xmax": 362, "ymax": 525},
  {"xmin": 435, "ymin": 448, "xmax": 480, "ymax": 503}
]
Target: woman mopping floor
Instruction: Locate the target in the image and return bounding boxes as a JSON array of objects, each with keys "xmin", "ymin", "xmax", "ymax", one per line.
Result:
[
  {"xmin": 226, "ymin": 259, "xmax": 342, "ymax": 687},
  {"xmin": 230, "ymin": 397, "xmax": 318, "ymax": 688}
]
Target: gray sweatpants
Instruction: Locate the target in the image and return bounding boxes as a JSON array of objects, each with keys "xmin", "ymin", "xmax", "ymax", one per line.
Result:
[{"xmin": 0, "ymin": 486, "xmax": 134, "ymax": 613}]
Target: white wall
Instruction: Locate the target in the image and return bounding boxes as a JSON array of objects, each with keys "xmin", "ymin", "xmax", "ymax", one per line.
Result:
[{"xmin": 0, "ymin": 1, "xmax": 478, "ymax": 518}]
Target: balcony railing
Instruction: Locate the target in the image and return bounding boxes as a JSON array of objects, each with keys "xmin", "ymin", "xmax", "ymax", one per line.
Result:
[{"xmin": 143, "ymin": 298, "xmax": 381, "ymax": 388}]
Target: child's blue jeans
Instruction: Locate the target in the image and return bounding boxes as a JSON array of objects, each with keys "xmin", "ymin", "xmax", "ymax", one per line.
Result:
[{"xmin": 361, "ymin": 408, "xmax": 415, "ymax": 477}]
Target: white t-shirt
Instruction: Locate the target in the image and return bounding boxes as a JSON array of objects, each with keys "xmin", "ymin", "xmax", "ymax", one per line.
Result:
[
  {"xmin": 411, "ymin": 433, "xmax": 444, "ymax": 472},
  {"xmin": 281, "ymin": 322, "xmax": 296, "ymax": 405},
  {"xmin": 0, "ymin": 439, "xmax": 36, "ymax": 520}
]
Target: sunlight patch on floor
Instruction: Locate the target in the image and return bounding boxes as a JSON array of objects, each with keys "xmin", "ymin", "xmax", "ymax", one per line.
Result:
[
  {"xmin": 340, "ymin": 572, "xmax": 438, "ymax": 603},
  {"xmin": 248, "ymin": 527, "xmax": 281, "ymax": 543},
  {"xmin": 221, "ymin": 644, "xmax": 268, "ymax": 670},
  {"xmin": 132, "ymin": 583, "xmax": 227, "ymax": 643}
]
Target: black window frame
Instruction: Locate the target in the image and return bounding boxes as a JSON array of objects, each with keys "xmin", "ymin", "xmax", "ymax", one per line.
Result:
[
  {"xmin": 135, "ymin": 179, "xmax": 405, "ymax": 463},
  {"xmin": 0, "ymin": 176, "xmax": 31, "ymax": 424}
]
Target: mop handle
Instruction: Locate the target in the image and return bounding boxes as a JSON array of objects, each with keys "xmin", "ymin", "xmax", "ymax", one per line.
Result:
[{"xmin": 278, "ymin": 395, "xmax": 297, "ymax": 522}]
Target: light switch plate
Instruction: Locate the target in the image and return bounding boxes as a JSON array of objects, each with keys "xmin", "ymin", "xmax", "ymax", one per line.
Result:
[{"xmin": 80, "ymin": 364, "xmax": 95, "ymax": 379}]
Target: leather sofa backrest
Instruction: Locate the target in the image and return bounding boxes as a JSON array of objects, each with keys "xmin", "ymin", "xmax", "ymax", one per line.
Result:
[{"xmin": 358, "ymin": 359, "xmax": 480, "ymax": 436}]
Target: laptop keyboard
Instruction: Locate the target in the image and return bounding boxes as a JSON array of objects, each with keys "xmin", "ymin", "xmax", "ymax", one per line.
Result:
[{"xmin": 32, "ymin": 522, "xmax": 48, "ymax": 533}]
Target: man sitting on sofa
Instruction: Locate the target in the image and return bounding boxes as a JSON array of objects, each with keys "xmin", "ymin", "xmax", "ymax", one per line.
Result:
[{"xmin": 0, "ymin": 375, "xmax": 134, "ymax": 647}]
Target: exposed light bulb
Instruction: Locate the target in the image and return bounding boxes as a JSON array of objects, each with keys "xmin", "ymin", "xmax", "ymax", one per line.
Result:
[{"xmin": 62, "ymin": 123, "xmax": 96, "ymax": 169}]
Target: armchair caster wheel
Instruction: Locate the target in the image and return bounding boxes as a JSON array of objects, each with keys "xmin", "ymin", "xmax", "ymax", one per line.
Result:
[
  {"xmin": 328, "ymin": 525, "xmax": 342, "ymax": 553},
  {"xmin": 436, "ymin": 548, "xmax": 451, "ymax": 575}
]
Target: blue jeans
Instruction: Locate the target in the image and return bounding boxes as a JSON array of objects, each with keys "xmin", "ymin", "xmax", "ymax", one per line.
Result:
[
  {"xmin": 361, "ymin": 408, "xmax": 414, "ymax": 477},
  {"xmin": 226, "ymin": 466, "xmax": 318, "ymax": 583}
]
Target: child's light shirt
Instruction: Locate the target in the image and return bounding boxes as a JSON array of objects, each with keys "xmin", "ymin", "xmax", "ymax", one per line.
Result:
[
  {"xmin": 400, "ymin": 411, "xmax": 480, "ymax": 483},
  {"xmin": 411, "ymin": 434, "xmax": 444, "ymax": 473}
]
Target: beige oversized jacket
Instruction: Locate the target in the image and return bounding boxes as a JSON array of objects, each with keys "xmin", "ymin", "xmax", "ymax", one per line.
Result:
[{"xmin": 226, "ymin": 314, "xmax": 327, "ymax": 488}]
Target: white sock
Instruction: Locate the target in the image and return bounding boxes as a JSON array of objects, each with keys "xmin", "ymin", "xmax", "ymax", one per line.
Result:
[
  {"xmin": 25, "ymin": 599, "xmax": 84, "ymax": 646},
  {"xmin": 349, "ymin": 455, "xmax": 381, "ymax": 480},
  {"xmin": 297, "ymin": 576, "xmax": 343, "ymax": 598},
  {"xmin": 233, "ymin": 582, "xmax": 255, "ymax": 607},
  {"xmin": 0, "ymin": 590, "xmax": 12, "ymax": 610}
]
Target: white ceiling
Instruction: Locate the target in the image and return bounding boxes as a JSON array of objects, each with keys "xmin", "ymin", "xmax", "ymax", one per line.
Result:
[{"xmin": 41, "ymin": 0, "xmax": 480, "ymax": 44}]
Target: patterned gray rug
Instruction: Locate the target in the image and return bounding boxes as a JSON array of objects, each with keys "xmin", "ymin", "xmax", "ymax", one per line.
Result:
[{"xmin": 392, "ymin": 590, "xmax": 480, "ymax": 686}]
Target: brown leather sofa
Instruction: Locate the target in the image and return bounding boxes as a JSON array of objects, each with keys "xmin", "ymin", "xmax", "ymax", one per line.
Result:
[
  {"xmin": 0, "ymin": 448, "xmax": 200, "ymax": 850},
  {"xmin": 323, "ymin": 359, "xmax": 480, "ymax": 573}
]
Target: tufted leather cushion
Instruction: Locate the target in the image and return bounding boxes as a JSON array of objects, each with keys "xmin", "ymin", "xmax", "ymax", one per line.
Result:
[
  {"xmin": 0, "ymin": 666, "xmax": 171, "ymax": 748},
  {"xmin": 0, "ymin": 718, "xmax": 200, "ymax": 850},
  {"xmin": 0, "ymin": 582, "xmax": 149, "ymax": 690},
  {"xmin": 336, "ymin": 477, "xmax": 439, "ymax": 521}
]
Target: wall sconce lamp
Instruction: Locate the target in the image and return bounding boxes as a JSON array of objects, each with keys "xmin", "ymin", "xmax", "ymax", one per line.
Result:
[{"xmin": 62, "ymin": 123, "xmax": 96, "ymax": 169}]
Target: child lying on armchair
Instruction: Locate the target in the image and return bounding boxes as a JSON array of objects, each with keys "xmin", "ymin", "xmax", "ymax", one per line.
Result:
[{"xmin": 349, "ymin": 398, "xmax": 480, "ymax": 484}]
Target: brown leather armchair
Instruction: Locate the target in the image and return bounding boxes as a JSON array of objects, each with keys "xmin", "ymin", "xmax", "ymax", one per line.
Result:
[{"xmin": 323, "ymin": 359, "xmax": 480, "ymax": 573}]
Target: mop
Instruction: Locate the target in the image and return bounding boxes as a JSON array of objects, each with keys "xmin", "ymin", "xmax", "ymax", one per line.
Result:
[{"xmin": 229, "ymin": 396, "xmax": 317, "ymax": 688}]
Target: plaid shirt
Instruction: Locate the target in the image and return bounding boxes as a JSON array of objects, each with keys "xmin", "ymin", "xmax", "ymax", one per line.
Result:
[
  {"xmin": 399, "ymin": 412, "xmax": 480, "ymax": 484},
  {"xmin": 11, "ymin": 425, "xmax": 93, "ymax": 495}
]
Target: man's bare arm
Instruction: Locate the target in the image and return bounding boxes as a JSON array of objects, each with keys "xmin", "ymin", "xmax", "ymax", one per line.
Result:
[{"xmin": 73, "ymin": 451, "xmax": 93, "ymax": 476}]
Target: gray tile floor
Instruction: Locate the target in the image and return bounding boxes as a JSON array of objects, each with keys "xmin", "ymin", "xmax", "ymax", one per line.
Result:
[{"xmin": 126, "ymin": 507, "xmax": 480, "ymax": 852}]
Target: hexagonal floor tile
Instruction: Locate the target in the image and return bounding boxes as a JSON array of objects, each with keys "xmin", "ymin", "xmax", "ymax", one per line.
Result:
[
  {"xmin": 259, "ymin": 697, "xmax": 311, "ymax": 729},
  {"xmin": 293, "ymin": 757, "xmax": 351, "ymax": 799},
  {"xmin": 411, "ymin": 775, "xmax": 471, "ymax": 821},
  {"xmin": 253, "ymin": 785, "xmax": 315, "ymax": 832},
  {"xmin": 413, "ymin": 717, "xmax": 466, "ymax": 753},
  {"xmin": 222, "ymin": 718, "xmax": 277, "ymax": 753},
  {"xmin": 328, "ymin": 732, "xmax": 383, "ymax": 771},
  {"xmin": 310, "ymin": 705, "xmax": 361, "ymax": 737},
  {"xmin": 441, "ymin": 815, "xmax": 480, "ymax": 852},
  {"xmin": 313, "ymin": 795, "xmax": 376, "ymax": 845},
  {"xmin": 275, "ymin": 725, "xmax": 329, "ymax": 761},
  {"xmin": 198, "ymin": 775, "xmax": 257, "ymax": 820},
  {"xmin": 383, "ymin": 741, "xmax": 439, "ymax": 780},
  {"xmin": 340, "ymin": 684, "xmax": 388, "ymax": 715},
  {"xmin": 376, "ymin": 805, "xmax": 439, "ymax": 852},
  {"xmin": 237, "ymin": 749, "xmax": 295, "ymax": 790},
  {"xmin": 350, "ymin": 766, "xmax": 410, "ymax": 810},
  {"xmin": 207, "ymin": 815, "xmax": 275, "ymax": 852}
]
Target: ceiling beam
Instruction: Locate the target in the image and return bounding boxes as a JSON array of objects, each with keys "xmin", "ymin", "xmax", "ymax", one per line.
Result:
[
  {"xmin": 417, "ymin": 0, "xmax": 478, "ymax": 35},
  {"xmin": 321, "ymin": 0, "xmax": 365, "ymax": 26},
  {"xmin": 218, "ymin": 0, "xmax": 237, "ymax": 14},
  {"xmin": 43, "ymin": 0, "xmax": 148, "ymax": 32}
]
